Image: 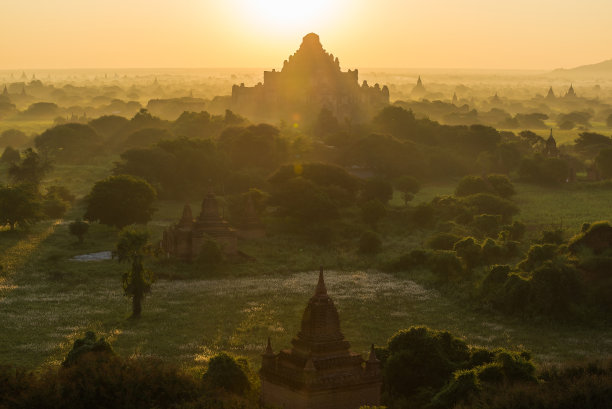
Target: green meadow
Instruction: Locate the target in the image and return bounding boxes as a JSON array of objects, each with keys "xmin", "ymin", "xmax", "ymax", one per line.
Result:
[{"xmin": 1, "ymin": 182, "xmax": 612, "ymax": 371}]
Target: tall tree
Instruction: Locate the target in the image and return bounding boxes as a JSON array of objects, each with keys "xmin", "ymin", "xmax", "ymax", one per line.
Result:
[
  {"xmin": 117, "ymin": 228, "xmax": 153, "ymax": 318},
  {"xmin": 85, "ymin": 175, "xmax": 156, "ymax": 228},
  {"xmin": 8, "ymin": 148, "xmax": 51, "ymax": 187},
  {"xmin": 0, "ymin": 184, "xmax": 41, "ymax": 230}
]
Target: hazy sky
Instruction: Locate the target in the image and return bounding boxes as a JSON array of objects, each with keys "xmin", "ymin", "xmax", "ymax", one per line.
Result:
[{"xmin": 2, "ymin": 0, "xmax": 611, "ymax": 70}]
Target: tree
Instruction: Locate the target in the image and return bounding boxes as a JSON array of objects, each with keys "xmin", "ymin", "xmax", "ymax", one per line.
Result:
[
  {"xmin": 269, "ymin": 177, "xmax": 339, "ymax": 223},
  {"xmin": 69, "ymin": 219, "xmax": 89, "ymax": 243},
  {"xmin": 358, "ymin": 230, "xmax": 382, "ymax": 254},
  {"xmin": 62, "ymin": 331, "xmax": 114, "ymax": 367},
  {"xmin": 363, "ymin": 178, "xmax": 393, "ymax": 204},
  {"xmin": 85, "ymin": 175, "xmax": 156, "ymax": 228},
  {"xmin": 8, "ymin": 148, "xmax": 51, "ymax": 187},
  {"xmin": 361, "ymin": 199, "xmax": 387, "ymax": 228},
  {"xmin": 34, "ymin": 123, "xmax": 102, "ymax": 163},
  {"xmin": 395, "ymin": 175, "xmax": 420, "ymax": 205},
  {"xmin": 0, "ymin": 184, "xmax": 41, "ymax": 230},
  {"xmin": 0, "ymin": 146, "xmax": 20, "ymax": 164},
  {"xmin": 117, "ymin": 227, "xmax": 153, "ymax": 318},
  {"xmin": 595, "ymin": 147, "xmax": 612, "ymax": 179}
]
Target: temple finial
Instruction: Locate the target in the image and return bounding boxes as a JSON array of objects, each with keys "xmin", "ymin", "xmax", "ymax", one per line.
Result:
[
  {"xmin": 315, "ymin": 266, "xmax": 327, "ymax": 295},
  {"xmin": 265, "ymin": 336, "xmax": 273, "ymax": 355},
  {"xmin": 368, "ymin": 344, "xmax": 379, "ymax": 362}
]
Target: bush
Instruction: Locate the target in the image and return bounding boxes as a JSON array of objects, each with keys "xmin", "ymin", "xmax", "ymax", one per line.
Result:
[
  {"xmin": 202, "ymin": 353, "xmax": 250, "ymax": 395},
  {"xmin": 454, "ymin": 237, "xmax": 481, "ymax": 270},
  {"xmin": 529, "ymin": 262, "xmax": 582, "ymax": 316},
  {"xmin": 0, "ymin": 146, "xmax": 19, "ymax": 164},
  {"xmin": 361, "ymin": 199, "xmax": 387, "ymax": 228},
  {"xmin": 62, "ymin": 331, "xmax": 114, "ymax": 367},
  {"xmin": 472, "ymin": 214, "xmax": 502, "ymax": 238},
  {"xmin": 359, "ymin": 231, "xmax": 382, "ymax": 254},
  {"xmin": 363, "ymin": 178, "xmax": 394, "ymax": 204},
  {"xmin": 412, "ymin": 202, "xmax": 435, "ymax": 228},
  {"xmin": 460, "ymin": 193, "xmax": 519, "ymax": 223},
  {"xmin": 455, "ymin": 175, "xmax": 491, "ymax": 197},
  {"xmin": 69, "ymin": 219, "xmax": 89, "ymax": 243},
  {"xmin": 540, "ymin": 229, "xmax": 564, "ymax": 244},
  {"xmin": 518, "ymin": 244, "xmax": 558, "ymax": 271},
  {"xmin": 481, "ymin": 238, "xmax": 504, "ymax": 265},
  {"xmin": 383, "ymin": 327, "xmax": 470, "ymax": 407},
  {"xmin": 486, "ymin": 174, "xmax": 516, "ymax": 198},
  {"xmin": 428, "ymin": 251, "xmax": 463, "ymax": 279},
  {"xmin": 426, "ymin": 232, "xmax": 461, "ymax": 250},
  {"xmin": 391, "ymin": 249, "xmax": 430, "ymax": 271}
]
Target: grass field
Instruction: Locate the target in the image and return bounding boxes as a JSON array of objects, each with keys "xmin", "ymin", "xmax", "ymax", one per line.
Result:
[
  {"xmin": 2, "ymin": 149, "xmax": 612, "ymax": 372},
  {"xmin": 2, "ymin": 188, "xmax": 612, "ymax": 372}
]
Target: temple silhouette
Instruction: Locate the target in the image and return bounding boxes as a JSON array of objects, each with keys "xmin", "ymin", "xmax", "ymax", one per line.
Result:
[
  {"xmin": 161, "ymin": 192, "xmax": 237, "ymax": 260},
  {"xmin": 232, "ymin": 33, "xmax": 389, "ymax": 124},
  {"xmin": 260, "ymin": 268, "xmax": 382, "ymax": 409}
]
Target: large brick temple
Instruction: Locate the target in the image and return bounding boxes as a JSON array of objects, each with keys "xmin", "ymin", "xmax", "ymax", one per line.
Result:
[
  {"xmin": 260, "ymin": 269, "xmax": 382, "ymax": 409},
  {"xmin": 232, "ymin": 33, "xmax": 389, "ymax": 123}
]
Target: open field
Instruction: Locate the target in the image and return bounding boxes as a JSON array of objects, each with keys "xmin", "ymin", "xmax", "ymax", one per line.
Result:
[{"xmin": 1, "ymin": 190, "xmax": 612, "ymax": 372}]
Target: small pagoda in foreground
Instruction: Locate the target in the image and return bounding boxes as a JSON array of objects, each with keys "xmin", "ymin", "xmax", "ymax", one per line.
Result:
[{"xmin": 260, "ymin": 268, "xmax": 382, "ymax": 409}]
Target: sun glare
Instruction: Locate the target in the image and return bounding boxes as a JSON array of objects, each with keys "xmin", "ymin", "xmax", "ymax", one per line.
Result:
[{"xmin": 238, "ymin": 0, "xmax": 340, "ymax": 34}]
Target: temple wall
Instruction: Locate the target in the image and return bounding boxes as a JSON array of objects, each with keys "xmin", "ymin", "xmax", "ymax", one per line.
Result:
[{"xmin": 262, "ymin": 379, "xmax": 381, "ymax": 409}]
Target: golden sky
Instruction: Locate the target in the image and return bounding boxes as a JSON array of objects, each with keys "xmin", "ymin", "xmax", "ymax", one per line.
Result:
[{"xmin": 2, "ymin": 0, "xmax": 611, "ymax": 70}]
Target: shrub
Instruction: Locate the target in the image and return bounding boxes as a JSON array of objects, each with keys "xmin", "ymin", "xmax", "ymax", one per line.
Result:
[
  {"xmin": 384, "ymin": 327, "xmax": 470, "ymax": 406},
  {"xmin": 455, "ymin": 175, "xmax": 491, "ymax": 197},
  {"xmin": 568, "ymin": 220, "xmax": 612, "ymax": 255},
  {"xmin": 529, "ymin": 262, "xmax": 582, "ymax": 316},
  {"xmin": 428, "ymin": 251, "xmax": 463, "ymax": 279},
  {"xmin": 460, "ymin": 193, "xmax": 519, "ymax": 223},
  {"xmin": 361, "ymin": 199, "xmax": 387, "ymax": 228},
  {"xmin": 472, "ymin": 214, "xmax": 502, "ymax": 238},
  {"xmin": 486, "ymin": 174, "xmax": 516, "ymax": 198},
  {"xmin": 391, "ymin": 249, "xmax": 430, "ymax": 271},
  {"xmin": 518, "ymin": 244, "xmax": 559, "ymax": 271},
  {"xmin": 454, "ymin": 237, "xmax": 482, "ymax": 270},
  {"xmin": 359, "ymin": 231, "xmax": 382, "ymax": 254},
  {"xmin": 69, "ymin": 219, "xmax": 89, "ymax": 243},
  {"xmin": 431, "ymin": 369, "xmax": 480, "ymax": 408},
  {"xmin": 0, "ymin": 146, "xmax": 19, "ymax": 163},
  {"xmin": 202, "ymin": 353, "xmax": 250, "ymax": 395},
  {"xmin": 363, "ymin": 178, "xmax": 394, "ymax": 204},
  {"xmin": 62, "ymin": 331, "xmax": 114, "ymax": 367},
  {"xmin": 540, "ymin": 229, "xmax": 564, "ymax": 244},
  {"xmin": 500, "ymin": 274, "xmax": 531, "ymax": 314},
  {"xmin": 481, "ymin": 238, "xmax": 504, "ymax": 265},
  {"xmin": 412, "ymin": 202, "xmax": 435, "ymax": 228},
  {"xmin": 426, "ymin": 232, "xmax": 461, "ymax": 250}
]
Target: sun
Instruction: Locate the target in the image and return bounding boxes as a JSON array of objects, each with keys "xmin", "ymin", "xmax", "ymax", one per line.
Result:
[{"xmin": 236, "ymin": 0, "xmax": 342, "ymax": 35}]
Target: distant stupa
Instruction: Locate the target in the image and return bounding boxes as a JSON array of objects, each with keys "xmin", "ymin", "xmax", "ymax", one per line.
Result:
[
  {"xmin": 546, "ymin": 86, "xmax": 556, "ymax": 99},
  {"xmin": 452, "ymin": 92, "xmax": 458, "ymax": 105},
  {"xmin": 411, "ymin": 75, "xmax": 426, "ymax": 98},
  {"xmin": 565, "ymin": 84, "xmax": 577, "ymax": 98}
]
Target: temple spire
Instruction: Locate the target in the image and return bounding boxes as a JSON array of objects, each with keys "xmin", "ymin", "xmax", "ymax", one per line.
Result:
[
  {"xmin": 265, "ymin": 336, "xmax": 274, "ymax": 355},
  {"xmin": 315, "ymin": 266, "xmax": 327, "ymax": 296},
  {"xmin": 368, "ymin": 344, "xmax": 379, "ymax": 363}
]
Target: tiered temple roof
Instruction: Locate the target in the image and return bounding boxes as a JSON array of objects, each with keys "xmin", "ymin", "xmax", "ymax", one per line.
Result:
[{"xmin": 260, "ymin": 268, "xmax": 381, "ymax": 409}]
